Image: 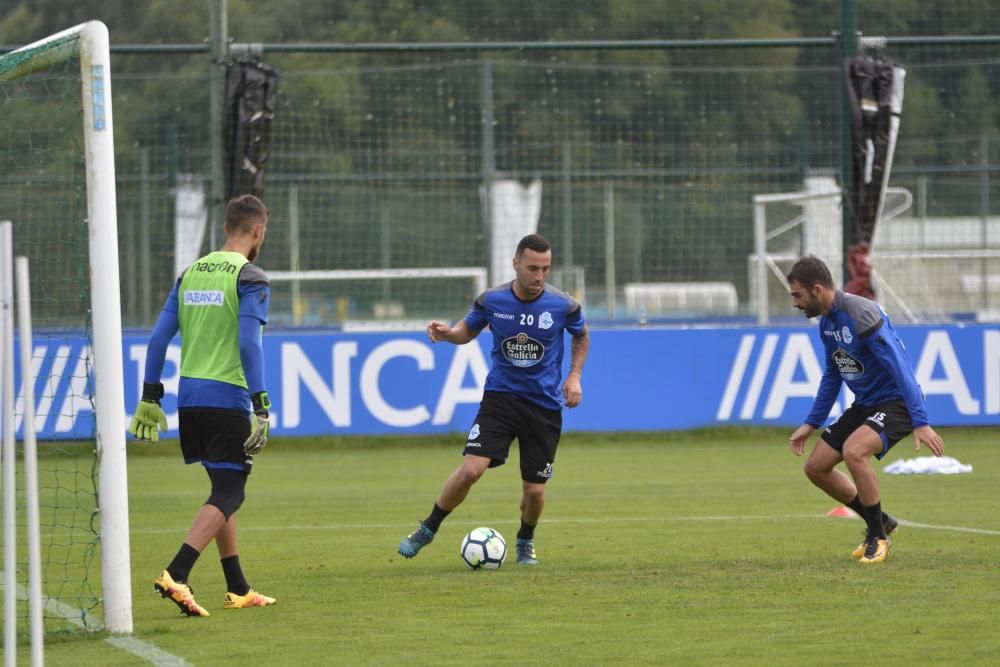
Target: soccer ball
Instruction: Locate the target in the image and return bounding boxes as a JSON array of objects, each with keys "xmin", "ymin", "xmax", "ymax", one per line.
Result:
[{"xmin": 460, "ymin": 527, "xmax": 507, "ymax": 570}]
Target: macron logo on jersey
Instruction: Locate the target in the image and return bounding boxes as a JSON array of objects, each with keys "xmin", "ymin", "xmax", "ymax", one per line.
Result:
[{"xmin": 184, "ymin": 290, "xmax": 225, "ymax": 306}]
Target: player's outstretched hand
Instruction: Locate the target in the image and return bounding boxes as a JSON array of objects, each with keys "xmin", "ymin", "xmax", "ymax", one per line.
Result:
[
  {"xmin": 789, "ymin": 424, "xmax": 814, "ymax": 456},
  {"xmin": 129, "ymin": 401, "xmax": 168, "ymax": 442},
  {"xmin": 427, "ymin": 320, "xmax": 451, "ymax": 343},
  {"xmin": 913, "ymin": 425, "xmax": 944, "ymax": 457}
]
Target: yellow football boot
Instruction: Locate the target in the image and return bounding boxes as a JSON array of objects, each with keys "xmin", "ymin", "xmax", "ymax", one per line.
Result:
[
  {"xmin": 224, "ymin": 589, "xmax": 277, "ymax": 609},
  {"xmin": 852, "ymin": 515, "xmax": 898, "ymax": 558},
  {"xmin": 154, "ymin": 570, "xmax": 210, "ymax": 617},
  {"xmin": 858, "ymin": 538, "xmax": 892, "ymax": 564}
]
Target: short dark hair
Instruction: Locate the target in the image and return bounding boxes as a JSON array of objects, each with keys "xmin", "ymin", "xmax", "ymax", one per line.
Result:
[
  {"xmin": 516, "ymin": 233, "xmax": 551, "ymax": 257},
  {"xmin": 786, "ymin": 255, "xmax": 834, "ymax": 289},
  {"xmin": 224, "ymin": 194, "xmax": 268, "ymax": 235}
]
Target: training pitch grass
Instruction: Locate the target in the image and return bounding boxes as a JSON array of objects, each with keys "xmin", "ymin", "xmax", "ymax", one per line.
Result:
[{"xmin": 35, "ymin": 428, "xmax": 1000, "ymax": 665}]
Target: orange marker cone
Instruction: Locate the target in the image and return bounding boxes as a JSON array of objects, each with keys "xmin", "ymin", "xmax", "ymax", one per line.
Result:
[{"xmin": 826, "ymin": 506, "xmax": 859, "ymax": 518}]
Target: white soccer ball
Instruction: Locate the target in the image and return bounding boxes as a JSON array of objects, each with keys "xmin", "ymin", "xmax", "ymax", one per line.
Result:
[{"xmin": 460, "ymin": 527, "xmax": 507, "ymax": 570}]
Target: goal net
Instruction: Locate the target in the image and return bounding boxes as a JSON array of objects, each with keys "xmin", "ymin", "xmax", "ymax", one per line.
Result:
[{"xmin": 0, "ymin": 22, "xmax": 130, "ymax": 634}]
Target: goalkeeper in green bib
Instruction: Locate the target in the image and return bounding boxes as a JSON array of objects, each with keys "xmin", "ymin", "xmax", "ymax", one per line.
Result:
[{"xmin": 129, "ymin": 194, "xmax": 276, "ymax": 617}]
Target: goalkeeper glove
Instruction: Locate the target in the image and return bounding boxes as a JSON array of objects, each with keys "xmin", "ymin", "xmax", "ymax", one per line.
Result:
[
  {"xmin": 128, "ymin": 382, "xmax": 168, "ymax": 442},
  {"xmin": 243, "ymin": 391, "xmax": 271, "ymax": 455}
]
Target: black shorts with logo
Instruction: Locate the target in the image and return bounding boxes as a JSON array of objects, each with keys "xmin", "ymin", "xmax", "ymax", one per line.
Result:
[
  {"xmin": 179, "ymin": 408, "xmax": 253, "ymax": 474},
  {"xmin": 463, "ymin": 391, "xmax": 562, "ymax": 484},
  {"xmin": 820, "ymin": 399, "xmax": 915, "ymax": 460}
]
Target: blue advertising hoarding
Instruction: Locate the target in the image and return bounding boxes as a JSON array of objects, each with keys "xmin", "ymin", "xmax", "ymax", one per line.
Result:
[{"xmin": 11, "ymin": 324, "xmax": 1000, "ymax": 439}]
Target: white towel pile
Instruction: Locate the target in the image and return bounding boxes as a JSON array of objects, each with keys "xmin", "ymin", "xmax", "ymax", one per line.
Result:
[{"xmin": 883, "ymin": 456, "xmax": 973, "ymax": 475}]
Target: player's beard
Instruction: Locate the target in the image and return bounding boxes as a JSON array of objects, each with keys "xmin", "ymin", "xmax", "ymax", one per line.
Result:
[
  {"xmin": 800, "ymin": 294, "xmax": 822, "ymax": 318},
  {"xmin": 247, "ymin": 241, "xmax": 262, "ymax": 263},
  {"xmin": 521, "ymin": 279, "xmax": 542, "ymax": 296}
]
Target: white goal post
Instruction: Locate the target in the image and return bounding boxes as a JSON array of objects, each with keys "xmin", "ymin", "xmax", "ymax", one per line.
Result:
[{"xmin": 0, "ymin": 22, "xmax": 131, "ymax": 634}]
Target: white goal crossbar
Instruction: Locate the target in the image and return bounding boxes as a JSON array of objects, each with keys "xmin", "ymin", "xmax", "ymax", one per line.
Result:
[
  {"xmin": 269, "ymin": 267, "xmax": 489, "ymax": 327},
  {"xmin": 269, "ymin": 267, "xmax": 488, "ymax": 291}
]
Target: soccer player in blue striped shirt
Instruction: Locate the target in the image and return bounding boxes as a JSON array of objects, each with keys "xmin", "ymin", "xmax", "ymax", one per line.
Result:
[
  {"xmin": 398, "ymin": 234, "xmax": 589, "ymax": 565},
  {"xmin": 786, "ymin": 255, "xmax": 944, "ymax": 564}
]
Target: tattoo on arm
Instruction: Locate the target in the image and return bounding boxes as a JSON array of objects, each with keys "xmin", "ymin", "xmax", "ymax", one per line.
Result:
[{"xmin": 569, "ymin": 327, "xmax": 589, "ymax": 376}]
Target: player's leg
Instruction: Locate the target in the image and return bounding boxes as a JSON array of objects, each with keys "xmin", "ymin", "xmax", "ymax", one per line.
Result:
[
  {"xmin": 516, "ymin": 482, "xmax": 545, "ymax": 565},
  {"xmin": 802, "ymin": 438, "xmax": 854, "ymax": 501},
  {"xmin": 217, "ymin": 512, "xmax": 275, "ymax": 608},
  {"xmin": 515, "ymin": 398, "xmax": 561, "ymax": 565},
  {"xmin": 198, "ymin": 414, "xmax": 276, "ymax": 608},
  {"xmin": 803, "ymin": 405, "xmax": 867, "ymax": 503},
  {"xmin": 399, "ymin": 393, "xmax": 516, "ymax": 558},
  {"xmin": 841, "ymin": 425, "xmax": 884, "ymax": 507},
  {"xmin": 437, "ymin": 453, "xmax": 493, "ymax": 509},
  {"xmin": 154, "ymin": 410, "xmax": 213, "ymax": 617},
  {"xmin": 849, "ymin": 402, "xmax": 914, "ymax": 564},
  {"xmin": 803, "ymin": 407, "xmax": 896, "ymax": 559},
  {"xmin": 807, "ymin": 408, "xmax": 894, "ymax": 519},
  {"xmin": 842, "ymin": 424, "xmax": 891, "ymax": 562},
  {"xmin": 398, "ymin": 455, "xmax": 493, "ymax": 558}
]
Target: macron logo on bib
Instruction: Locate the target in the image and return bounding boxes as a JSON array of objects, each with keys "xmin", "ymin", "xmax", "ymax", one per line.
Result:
[{"xmin": 184, "ymin": 290, "xmax": 225, "ymax": 306}]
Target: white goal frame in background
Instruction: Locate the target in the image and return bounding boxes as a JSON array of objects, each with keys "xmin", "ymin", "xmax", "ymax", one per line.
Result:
[
  {"xmin": 0, "ymin": 21, "xmax": 131, "ymax": 635},
  {"xmin": 750, "ymin": 183, "xmax": 913, "ymax": 324},
  {"xmin": 750, "ymin": 185, "xmax": 843, "ymax": 324},
  {"xmin": 269, "ymin": 267, "xmax": 489, "ymax": 329}
]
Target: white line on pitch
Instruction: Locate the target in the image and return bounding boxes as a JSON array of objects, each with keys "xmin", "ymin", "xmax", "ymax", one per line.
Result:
[
  {"xmin": 897, "ymin": 519, "xmax": 1000, "ymax": 536},
  {"xmin": 104, "ymin": 634, "xmax": 192, "ymax": 667},
  {"xmin": 0, "ymin": 576, "xmax": 190, "ymax": 667},
  {"xmin": 127, "ymin": 513, "xmax": 1000, "ymax": 536}
]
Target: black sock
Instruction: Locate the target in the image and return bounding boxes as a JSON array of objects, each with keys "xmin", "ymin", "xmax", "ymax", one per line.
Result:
[
  {"xmin": 846, "ymin": 494, "xmax": 866, "ymax": 516},
  {"xmin": 166, "ymin": 543, "xmax": 200, "ymax": 583},
  {"xmin": 863, "ymin": 501, "xmax": 887, "ymax": 539},
  {"xmin": 221, "ymin": 555, "xmax": 250, "ymax": 596},
  {"xmin": 850, "ymin": 494, "xmax": 894, "ymax": 526},
  {"xmin": 517, "ymin": 519, "xmax": 536, "ymax": 541},
  {"xmin": 423, "ymin": 503, "xmax": 450, "ymax": 533}
]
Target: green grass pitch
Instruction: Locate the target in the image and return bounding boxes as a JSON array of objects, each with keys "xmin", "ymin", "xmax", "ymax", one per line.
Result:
[{"xmin": 35, "ymin": 428, "xmax": 1000, "ymax": 665}]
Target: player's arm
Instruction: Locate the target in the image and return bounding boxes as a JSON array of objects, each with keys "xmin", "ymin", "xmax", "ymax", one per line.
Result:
[
  {"xmin": 804, "ymin": 341, "xmax": 842, "ymax": 428},
  {"xmin": 867, "ymin": 326, "xmax": 945, "ymax": 456},
  {"xmin": 238, "ymin": 266, "xmax": 271, "ymax": 454},
  {"xmin": 428, "ymin": 293, "xmax": 487, "ymax": 345},
  {"xmin": 791, "ymin": 346, "xmax": 841, "ymax": 455},
  {"xmin": 129, "ymin": 283, "xmax": 180, "ymax": 442},
  {"xmin": 427, "ymin": 319, "xmax": 480, "ymax": 344},
  {"xmin": 563, "ymin": 324, "xmax": 589, "ymax": 408}
]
